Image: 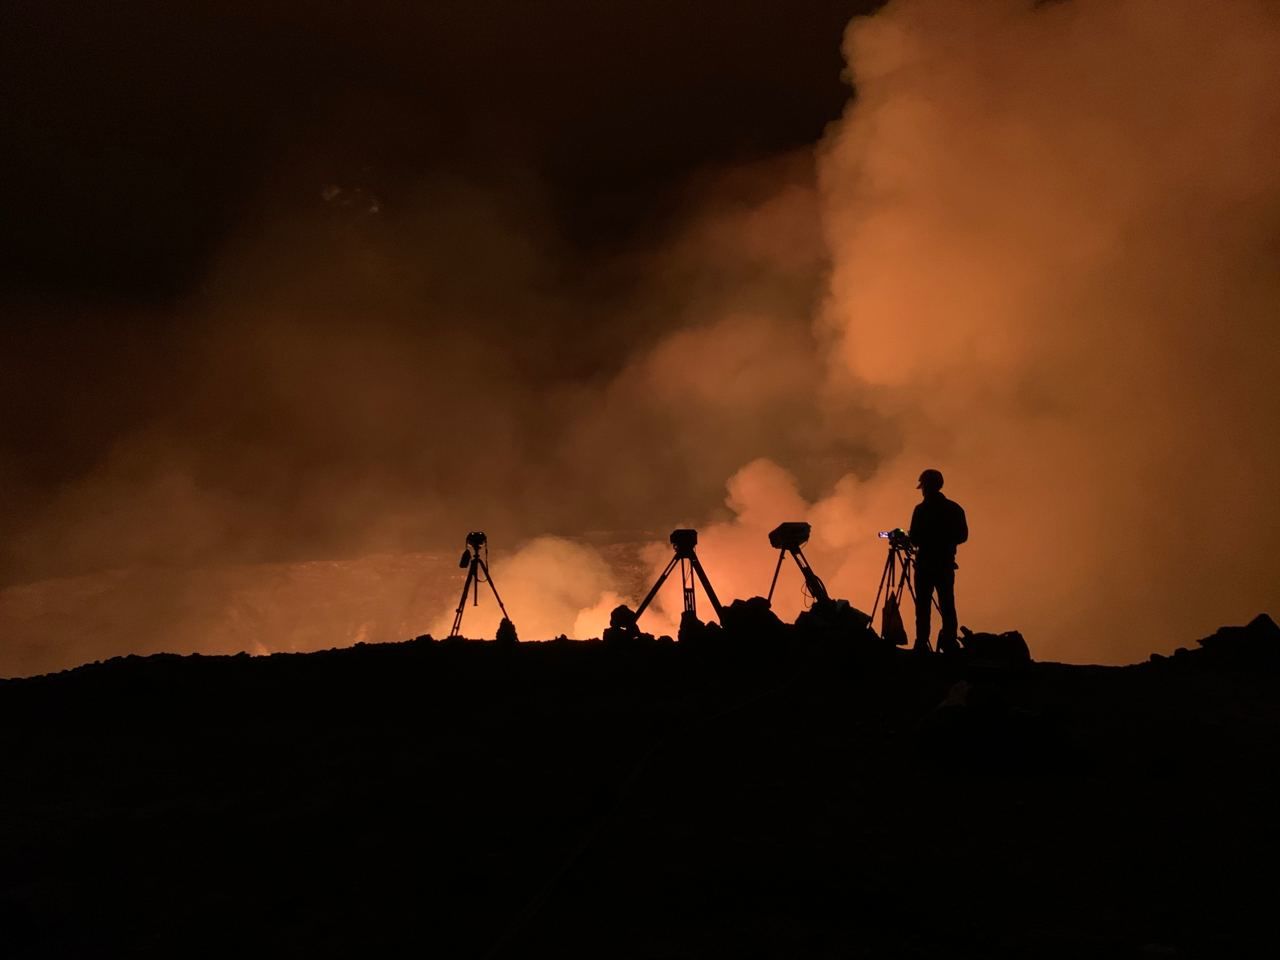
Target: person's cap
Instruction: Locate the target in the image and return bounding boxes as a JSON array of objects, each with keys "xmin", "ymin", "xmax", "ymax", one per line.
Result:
[{"xmin": 917, "ymin": 468, "xmax": 944, "ymax": 490}]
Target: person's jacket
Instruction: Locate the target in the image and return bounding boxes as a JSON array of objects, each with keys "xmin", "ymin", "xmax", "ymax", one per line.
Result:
[{"xmin": 909, "ymin": 492, "xmax": 968, "ymax": 568}]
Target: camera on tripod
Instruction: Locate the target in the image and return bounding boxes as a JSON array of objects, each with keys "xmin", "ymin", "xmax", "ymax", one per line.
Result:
[
  {"xmin": 768, "ymin": 521, "xmax": 811, "ymax": 551},
  {"xmin": 669, "ymin": 528, "xmax": 698, "ymax": 554},
  {"xmin": 460, "ymin": 531, "xmax": 487, "ymax": 567},
  {"xmin": 878, "ymin": 528, "xmax": 913, "ymax": 552},
  {"xmin": 765, "ymin": 522, "xmax": 829, "ymax": 606},
  {"xmin": 449, "ymin": 529, "xmax": 515, "ymax": 640},
  {"xmin": 627, "ymin": 528, "xmax": 725, "ymax": 627}
]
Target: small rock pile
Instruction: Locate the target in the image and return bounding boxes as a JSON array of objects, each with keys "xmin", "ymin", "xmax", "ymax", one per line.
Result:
[{"xmin": 1151, "ymin": 613, "xmax": 1280, "ymax": 669}]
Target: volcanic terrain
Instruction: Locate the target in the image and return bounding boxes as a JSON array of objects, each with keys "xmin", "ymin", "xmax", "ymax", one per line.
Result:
[{"xmin": 2, "ymin": 617, "xmax": 1277, "ymax": 958}]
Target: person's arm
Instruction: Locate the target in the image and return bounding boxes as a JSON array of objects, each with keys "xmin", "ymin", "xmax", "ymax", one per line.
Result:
[
  {"xmin": 954, "ymin": 504, "xmax": 969, "ymax": 545},
  {"xmin": 909, "ymin": 503, "xmax": 923, "ymax": 544}
]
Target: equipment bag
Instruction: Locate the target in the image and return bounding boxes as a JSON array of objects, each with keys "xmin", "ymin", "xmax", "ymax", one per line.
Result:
[{"xmin": 881, "ymin": 593, "xmax": 909, "ymax": 647}]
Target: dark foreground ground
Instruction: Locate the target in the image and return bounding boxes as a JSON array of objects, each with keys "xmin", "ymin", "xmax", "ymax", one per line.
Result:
[{"xmin": 2, "ymin": 625, "xmax": 1278, "ymax": 959}]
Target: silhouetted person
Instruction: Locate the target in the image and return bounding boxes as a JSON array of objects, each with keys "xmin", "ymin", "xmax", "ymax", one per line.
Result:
[{"xmin": 908, "ymin": 468, "xmax": 968, "ymax": 653}]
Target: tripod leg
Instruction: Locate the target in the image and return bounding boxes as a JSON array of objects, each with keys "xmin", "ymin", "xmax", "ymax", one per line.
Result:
[
  {"xmin": 871, "ymin": 551, "xmax": 894, "ymax": 619},
  {"xmin": 689, "ymin": 554, "xmax": 725, "ymax": 621},
  {"xmin": 899, "ymin": 555, "xmax": 923, "ymax": 630},
  {"xmin": 633, "ymin": 554, "xmax": 680, "ymax": 622},
  {"xmin": 793, "ymin": 548, "xmax": 830, "ymax": 605},
  {"xmin": 477, "ymin": 559, "xmax": 511, "ymax": 621},
  {"xmin": 451, "ymin": 561, "xmax": 478, "ymax": 636},
  {"xmin": 680, "ymin": 558, "xmax": 696, "ymax": 616},
  {"xmin": 767, "ymin": 550, "xmax": 786, "ymax": 604}
]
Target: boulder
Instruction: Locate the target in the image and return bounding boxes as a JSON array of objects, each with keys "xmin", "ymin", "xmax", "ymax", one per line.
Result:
[
  {"xmin": 958, "ymin": 627, "xmax": 1032, "ymax": 665},
  {"xmin": 602, "ymin": 604, "xmax": 654, "ymax": 646},
  {"xmin": 719, "ymin": 596, "xmax": 788, "ymax": 643},
  {"xmin": 678, "ymin": 609, "xmax": 709, "ymax": 645},
  {"xmin": 495, "ymin": 617, "xmax": 519, "ymax": 645},
  {"xmin": 1195, "ymin": 613, "xmax": 1280, "ymax": 667},
  {"xmin": 793, "ymin": 599, "xmax": 873, "ymax": 640}
]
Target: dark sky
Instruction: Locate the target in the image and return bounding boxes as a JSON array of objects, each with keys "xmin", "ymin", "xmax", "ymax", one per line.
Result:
[
  {"xmin": 0, "ymin": 0, "xmax": 882, "ymax": 587},
  {"xmin": 1, "ymin": 0, "xmax": 877, "ymax": 300}
]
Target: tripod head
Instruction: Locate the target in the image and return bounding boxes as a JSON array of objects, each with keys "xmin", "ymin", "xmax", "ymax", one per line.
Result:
[
  {"xmin": 459, "ymin": 530, "xmax": 487, "ymax": 567},
  {"xmin": 877, "ymin": 527, "xmax": 914, "ymax": 555},
  {"xmin": 769, "ymin": 521, "xmax": 810, "ymax": 551},
  {"xmin": 669, "ymin": 528, "xmax": 698, "ymax": 558}
]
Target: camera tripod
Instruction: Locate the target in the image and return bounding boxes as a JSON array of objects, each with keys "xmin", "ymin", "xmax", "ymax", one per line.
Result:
[
  {"xmin": 450, "ymin": 533, "xmax": 512, "ymax": 638},
  {"xmin": 870, "ymin": 534, "xmax": 940, "ymax": 639},
  {"xmin": 633, "ymin": 529, "xmax": 726, "ymax": 624},
  {"xmin": 766, "ymin": 522, "xmax": 831, "ymax": 606}
]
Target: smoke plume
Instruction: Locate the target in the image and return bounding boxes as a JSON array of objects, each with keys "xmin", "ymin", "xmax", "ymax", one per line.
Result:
[
  {"xmin": 808, "ymin": 0, "xmax": 1280, "ymax": 661},
  {"xmin": 604, "ymin": 0, "xmax": 1280, "ymax": 662}
]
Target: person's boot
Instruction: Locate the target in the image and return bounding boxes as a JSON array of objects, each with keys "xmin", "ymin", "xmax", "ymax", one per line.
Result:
[{"xmin": 912, "ymin": 637, "xmax": 932, "ymax": 654}]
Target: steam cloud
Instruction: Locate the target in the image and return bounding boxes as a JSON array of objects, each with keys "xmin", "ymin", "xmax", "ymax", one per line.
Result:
[
  {"xmin": 641, "ymin": 0, "xmax": 1280, "ymax": 662},
  {"xmin": 3, "ymin": 0, "xmax": 1278, "ymax": 675},
  {"xmin": 810, "ymin": 0, "xmax": 1280, "ymax": 661}
]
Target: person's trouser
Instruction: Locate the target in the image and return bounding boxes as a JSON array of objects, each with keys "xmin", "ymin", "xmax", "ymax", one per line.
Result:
[{"xmin": 914, "ymin": 561, "xmax": 957, "ymax": 650}]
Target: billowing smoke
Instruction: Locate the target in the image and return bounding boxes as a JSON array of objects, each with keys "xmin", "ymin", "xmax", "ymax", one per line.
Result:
[
  {"xmin": 3, "ymin": 0, "xmax": 1279, "ymax": 675},
  {"xmin": 808, "ymin": 0, "xmax": 1280, "ymax": 661},
  {"xmin": 0, "ymin": 156, "xmax": 855, "ymax": 675},
  {"xmin": 613, "ymin": 0, "xmax": 1280, "ymax": 662}
]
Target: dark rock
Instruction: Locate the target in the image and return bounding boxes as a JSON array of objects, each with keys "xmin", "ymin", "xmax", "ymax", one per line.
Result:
[
  {"xmin": 496, "ymin": 617, "xmax": 519, "ymax": 645},
  {"xmin": 602, "ymin": 604, "xmax": 653, "ymax": 646},
  {"xmin": 959, "ymin": 627, "xmax": 1031, "ymax": 665},
  {"xmin": 1196, "ymin": 613, "xmax": 1280, "ymax": 667},
  {"xmin": 677, "ymin": 612, "xmax": 726, "ymax": 650},
  {"xmin": 678, "ymin": 609, "xmax": 709, "ymax": 645},
  {"xmin": 794, "ymin": 599, "xmax": 873, "ymax": 642},
  {"xmin": 917, "ymin": 679, "xmax": 1055, "ymax": 772},
  {"xmin": 600, "ymin": 625, "xmax": 629, "ymax": 645},
  {"xmin": 719, "ymin": 596, "xmax": 788, "ymax": 643}
]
